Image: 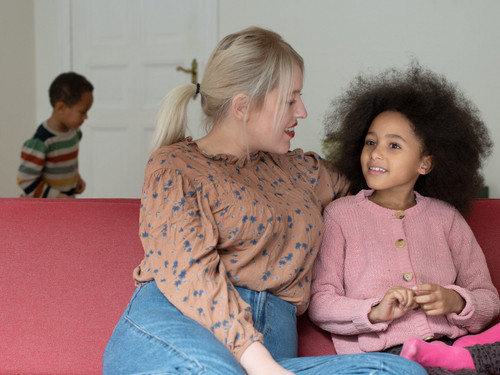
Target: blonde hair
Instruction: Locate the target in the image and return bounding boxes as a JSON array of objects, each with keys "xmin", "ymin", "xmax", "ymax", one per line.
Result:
[{"xmin": 150, "ymin": 27, "xmax": 304, "ymax": 152}]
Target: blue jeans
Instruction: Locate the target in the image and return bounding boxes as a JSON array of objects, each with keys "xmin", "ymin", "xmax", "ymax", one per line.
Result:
[{"xmin": 103, "ymin": 281, "xmax": 426, "ymax": 374}]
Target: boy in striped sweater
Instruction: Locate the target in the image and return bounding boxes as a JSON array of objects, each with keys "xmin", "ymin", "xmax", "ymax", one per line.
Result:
[{"xmin": 17, "ymin": 72, "xmax": 93, "ymax": 198}]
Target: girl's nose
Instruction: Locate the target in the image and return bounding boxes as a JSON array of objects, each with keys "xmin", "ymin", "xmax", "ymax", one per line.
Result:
[{"xmin": 370, "ymin": 146, "xmax": 383, "ymax": 160}]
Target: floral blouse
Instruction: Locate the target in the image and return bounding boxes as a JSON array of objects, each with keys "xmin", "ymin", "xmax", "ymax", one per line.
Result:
[{"xmin": 134, "ymin": 137, "xmax": 348, "ymax": 359}]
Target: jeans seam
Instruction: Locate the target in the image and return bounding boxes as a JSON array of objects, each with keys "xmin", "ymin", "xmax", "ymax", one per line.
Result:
[
  {"xmin": 122, "ymin": 316, "xmax": 207, "ymax": 375},
  {"xmin": 254, "ymin": 291, "xmax": 269, "ymax": 335}
]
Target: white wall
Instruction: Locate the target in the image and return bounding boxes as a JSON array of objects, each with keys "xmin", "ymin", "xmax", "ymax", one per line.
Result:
[
  {"xmin": 1, "ymin": 0, "xmax": 499, "ymax": 198},
  {"xmin": 219, "ymin": 0, "xmax": 500, "ymax": 198},
  {"xmin": 0, "ymin": 0, "xmax": 35, "ymax": 197}
]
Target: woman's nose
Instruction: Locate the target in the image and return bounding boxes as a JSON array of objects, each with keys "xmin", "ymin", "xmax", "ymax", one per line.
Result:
[{"xmin": 296, "ymin": 98, "xmax": 307, "ymax": 119}]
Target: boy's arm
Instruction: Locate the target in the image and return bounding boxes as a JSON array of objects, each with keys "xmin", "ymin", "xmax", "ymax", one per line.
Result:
[{"xmin": 17, "ymin": 139, "xmax": 61, "ymax": 198}]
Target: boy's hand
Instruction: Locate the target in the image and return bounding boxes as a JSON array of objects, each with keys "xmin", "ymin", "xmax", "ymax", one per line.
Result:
[
  {"xmin": 368, "ymin": 286, "xmax": 418, "ymax": 323},
  {"xmin": 413, "ymin": 284, "xmax": 465, "ymax": 316},
  {"xmin": 75, "ymin": 177, "xmax": 86, "ymax": 194}
]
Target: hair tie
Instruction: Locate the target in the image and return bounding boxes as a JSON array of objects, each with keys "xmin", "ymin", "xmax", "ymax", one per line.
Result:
[{"xmin": 195, "ymin": 83, "xmax": 200, "ymax": 95}]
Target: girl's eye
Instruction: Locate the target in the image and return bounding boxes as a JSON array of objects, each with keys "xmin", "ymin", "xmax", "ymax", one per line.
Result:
[
  {"xmin": 389, "ymin": 143, "xmax": 401, "ymax": 149},
  {"xmin": 365, "ymin": 140, "xmax": 376, "ymax": 146}
]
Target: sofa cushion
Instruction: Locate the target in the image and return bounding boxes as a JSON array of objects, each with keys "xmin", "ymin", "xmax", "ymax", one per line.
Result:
[{"xmin": 0, "ymin": 198, "xmax": 143, "ymax": 374}]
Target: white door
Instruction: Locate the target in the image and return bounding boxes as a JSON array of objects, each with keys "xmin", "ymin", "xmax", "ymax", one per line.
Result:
[{"xmin": 71, "ymin": 0, "xmax": 217, "ymax": 198}]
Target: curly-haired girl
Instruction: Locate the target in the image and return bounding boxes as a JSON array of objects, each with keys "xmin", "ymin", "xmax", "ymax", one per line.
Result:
[{"xmin": 309, "ymin": 63, "xmax": 500, "ymax": 373}]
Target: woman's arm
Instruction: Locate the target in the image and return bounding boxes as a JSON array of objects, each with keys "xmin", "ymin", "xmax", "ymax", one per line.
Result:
[{"xmin": 137, "ymin": 166, "xmax": 263, "ymax": 360}]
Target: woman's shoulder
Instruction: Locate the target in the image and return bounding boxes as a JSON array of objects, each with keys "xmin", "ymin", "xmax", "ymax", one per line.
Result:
[
  {"xmin": 273, "ymin": 148, "xmax": 335, "ymax": 177},
  {"xmin": 285, "ymin": 148, "xmax": 322, "ymax": 165},
  {"xmin": 146, "ymin": 139, "xmax": 202, "ymax": 171}
]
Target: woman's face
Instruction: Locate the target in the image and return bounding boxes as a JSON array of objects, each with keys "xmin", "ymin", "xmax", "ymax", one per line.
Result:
[{"xmin": 245, "ymin": 68, "xmax": 307, "ymax": 154}]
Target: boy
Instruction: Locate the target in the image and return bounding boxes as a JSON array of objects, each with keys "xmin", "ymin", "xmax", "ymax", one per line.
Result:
[{"xmin": 17, "ymin": 72, "xmax": 93, "ymax": 198}]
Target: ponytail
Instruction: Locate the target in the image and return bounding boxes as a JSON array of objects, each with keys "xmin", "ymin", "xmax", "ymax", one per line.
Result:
[{"xmin": 150, "ymin": 83, "xmax": 198, "ymax": 152}]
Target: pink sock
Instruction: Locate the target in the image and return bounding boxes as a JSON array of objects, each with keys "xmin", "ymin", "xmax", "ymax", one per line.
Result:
[
  {"xmin": 400, "ymin": 337, "xmax": 475, "ymax": 371},
  {"xmin": 453, "ymin": 323, "xmax": 500, "ymax": 347}
]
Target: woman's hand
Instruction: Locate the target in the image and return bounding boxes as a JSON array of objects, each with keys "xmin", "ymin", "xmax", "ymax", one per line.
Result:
[
  {"xmin": 413, "ymin": 283, "xmax": 465, "ymax": 316},
  {"xmin": 368, "ymin": 286, "xmax": 418, "ymax": 323},
  {"xmin": 240, "ymin": 342, "xmax": 294, "ymax": 375}
]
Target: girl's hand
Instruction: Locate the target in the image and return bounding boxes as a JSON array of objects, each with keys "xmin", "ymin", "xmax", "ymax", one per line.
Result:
[
  {"xmin": 368, "ymin": 286, "xmax": 418, "ymax": 323},
  {"xmin": 240, "ymin": 342, "xmax": 294, "ymax": 375},
  {"xmin": 413, "ymin": 283, "xmax": 465, "ymax": 316}
]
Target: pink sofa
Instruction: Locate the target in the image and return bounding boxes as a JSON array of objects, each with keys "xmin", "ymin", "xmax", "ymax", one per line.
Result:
[{"xmin": 1, "ymin": 198, "xmax": 499, "ymax": 374}]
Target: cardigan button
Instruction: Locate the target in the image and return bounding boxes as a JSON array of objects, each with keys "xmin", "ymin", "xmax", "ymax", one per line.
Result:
[
  {"xmin": 403, "ymin": 272, "xmax": 413, "ymax": 282},
  {"xmin": 395, "ymin": 210, "xmax": 405, "ymax": 219},
  {"xmin": 395, "ymin": 239, "xmax": 406, "ymax": 248}
]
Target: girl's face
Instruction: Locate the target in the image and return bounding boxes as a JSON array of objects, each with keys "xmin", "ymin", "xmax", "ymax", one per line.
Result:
[
  {"xmin": 245, "ymin": 68, "xmax": 307, "ymax": 154},
  {"xmin": 360, "ymin": 111, "xmax": 432, "ymax": 197}
]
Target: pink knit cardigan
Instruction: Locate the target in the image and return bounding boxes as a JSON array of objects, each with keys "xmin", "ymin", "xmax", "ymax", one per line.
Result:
[{"xmin": 309, "ymin": 190, "xmax": 500, "ymax": 354}]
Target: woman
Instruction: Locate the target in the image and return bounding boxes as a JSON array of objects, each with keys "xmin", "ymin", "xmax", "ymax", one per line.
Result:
[{"xmin": 103, "ymin": 26, "xmax": 426, "ymax": 375}]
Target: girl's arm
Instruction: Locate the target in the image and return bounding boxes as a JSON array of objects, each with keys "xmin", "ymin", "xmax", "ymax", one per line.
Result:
[
  {"xmin": 309, "ymin": 207, "xmax": 390, "ymax": 335},
  {"xmin": 440, "ymin": 210, "xmax": 500, "ymax": 332}
]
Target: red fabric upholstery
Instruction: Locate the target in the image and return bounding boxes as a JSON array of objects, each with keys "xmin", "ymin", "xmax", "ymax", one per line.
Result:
[
  {"xmin": 0, "ymin": 198, "xmax": 143, "ymax": 374},
  {"xmin": 466, "ymin": 199, "xmax": 500, "ymax": 327},
  {"xmin": 0, "ymin": 198, "xmax": 499, "ymax": 373}
]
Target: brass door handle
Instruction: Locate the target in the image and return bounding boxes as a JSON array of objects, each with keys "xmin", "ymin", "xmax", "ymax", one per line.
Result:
[{"xmin": 176, "ymin": 59, "xmax": 198, "ymax": 84}]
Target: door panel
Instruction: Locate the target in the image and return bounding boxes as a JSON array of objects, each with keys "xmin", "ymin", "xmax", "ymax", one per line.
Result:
[{"xmin": 71, "ymin": 0, "xmax": 217, "ymax": 197}]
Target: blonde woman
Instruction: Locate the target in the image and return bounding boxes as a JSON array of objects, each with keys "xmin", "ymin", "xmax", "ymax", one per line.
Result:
[{"xmin": 103, "ymin": 27, "xmax": 426, "ymax": 375}]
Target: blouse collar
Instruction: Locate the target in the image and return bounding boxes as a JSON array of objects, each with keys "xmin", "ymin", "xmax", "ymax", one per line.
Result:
[{"xmin": 183, "ymin": 137, "xmax": 264, "ymax": 167}]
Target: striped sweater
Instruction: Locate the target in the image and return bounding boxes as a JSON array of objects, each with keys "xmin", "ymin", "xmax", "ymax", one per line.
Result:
[{"xmin": 17, "ymin": 121, "xmax": 82, "ymax": 198}]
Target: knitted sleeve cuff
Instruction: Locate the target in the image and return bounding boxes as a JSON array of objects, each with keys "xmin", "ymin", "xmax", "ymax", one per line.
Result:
[
  {"xmin": 445, "ymin": 284, "xmax": 474, "ymax": 323},
  {"xmin": 352, "ymin": 298, "xmax": 390, "ymax": 333}
]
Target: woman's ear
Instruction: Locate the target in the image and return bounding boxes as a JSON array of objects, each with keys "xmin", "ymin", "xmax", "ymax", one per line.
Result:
[
  {"xmin": 419, "ymin": 155, "xmax": 434, "ymax": 175},
  {"xmin": 231, "ymin": 94, "xmax": 250, "ymax": 121}
]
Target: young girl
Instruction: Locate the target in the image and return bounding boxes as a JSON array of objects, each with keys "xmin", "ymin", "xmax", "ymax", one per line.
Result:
[{"xmin": 309, "ymin": 63, "xmax": 500, "ymax": 374}]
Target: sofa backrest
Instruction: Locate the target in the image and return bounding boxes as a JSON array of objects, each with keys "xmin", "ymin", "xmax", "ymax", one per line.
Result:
[
  {"xmin": 466, "ymin": 198, "xmax": 500, "ymax": 327},
  {"xmin": 0, "ymin": 198, "xmax": 143, "ymax": 375}
]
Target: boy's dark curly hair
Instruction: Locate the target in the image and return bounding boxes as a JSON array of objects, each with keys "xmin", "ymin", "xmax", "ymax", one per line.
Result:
[
  {"xmin": 49, "ymin": 72, "xmax": 94, "ymax": 107},
  {"xmin": 324, "ymin": 63, "xmax": 493, "ymax": 215}
]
